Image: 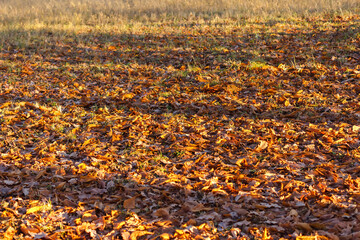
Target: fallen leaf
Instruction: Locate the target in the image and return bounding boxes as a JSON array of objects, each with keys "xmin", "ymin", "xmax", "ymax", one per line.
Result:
[
  {"xmin": 26, "ymin": 206, "xmax": 43, "ymax": 215},
  {"xmin": 159, "ymin": 233, "xmax": 171, "ymax": 240},
  {"xmin": 190, "ymin": 203, "xmax": 212, "ymax": 212},
  {"xmin": 256, "ymin": 140, "xmax": 268, "ymax": 151},
  {"xmin": 295, "ymin": 222, "xmax": 312, "ymax": 232},
  {"xmin": 153, "ymin": 207, "xmax": 170, "ymax": 219},
  {"xmin": 3, "ymin": 226, "xmax": 16, "ymax": 240},
  {"xmin": 130, "ymin": 231, "xmax": 153, "ymax": 240},
  {"xmin": 123, "ymin": 197, "xmax": 136, "ymax": 209}
]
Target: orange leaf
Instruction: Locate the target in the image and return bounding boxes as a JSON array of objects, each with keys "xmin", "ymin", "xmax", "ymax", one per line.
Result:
[
  {"xmin": 159, "ymin": 233, "xmax": 171, "ymax": 240},
  {"xmin": 55, "ymin": 182, "xmax": 66, "ymax": 189},
  {"xmin": 122, "ymin": 93, "xmax": 135, "ymax": 100},
  {"xmin": 0, "ymin": 102, "xmax": 11, "ymax": 109},
  {"xmin": 4, "ymin": 226, "xmax": 16, "ymax": 240},
  {"xmin": 130, "ymin": 231, "xmax": 153, "ymax": 240}
]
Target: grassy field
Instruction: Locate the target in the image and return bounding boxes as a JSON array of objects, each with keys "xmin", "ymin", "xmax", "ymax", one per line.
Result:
[
  {"xmin": 1, "ymin": 0, "xmax": 360, "ymax": 26},
  {"xmin": 1, "ymin": 1, "xmax": 360, "ymax": 239}
]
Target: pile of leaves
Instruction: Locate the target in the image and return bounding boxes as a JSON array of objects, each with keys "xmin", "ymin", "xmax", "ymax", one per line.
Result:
[{"xmin": 1, "ymin": 15, "xmax": 360, "ymax": 239}]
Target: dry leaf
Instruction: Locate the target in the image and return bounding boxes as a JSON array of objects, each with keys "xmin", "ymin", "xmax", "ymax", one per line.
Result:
[
  {"xmin": 26, "ymin": 206, "xmax": 43, "ymax": 215},
  {"xmin": 153, "ymin": 207, "xmax": 170, "ymax": 219},
  {"xmin": 130, "ymin": 231, "xmax": 153, "ymax": 240},
  {"xmin": 190, "ymin": 203, "xmax": 212, "ymax": 212},
  {"xmin": 3, "ymin": 14, "xmax": 360, "ymax": 240},
  {"xmin": 4, "ymin": 226, "xmax": 16, "ymax": 240},
  {"xmin": 123, "ymin": 197, "xmax": 136, "ymax": 209},
  {"xmin": 295, "ymin": 222, "xmax": 312, "ymax": 232},
  {"xmin": 159, "ymin": 233, "xmax": 171, "ymax": 240},
  {"xmin": 256, "ymin": 140, "xmax": 268, "ymax": 151},
  {"xmin": 121, "ymin": 231, "xmax": 131, "ymax": 240},
  {"xmin": 353, "ymin": 125, "xmax": 360, "ymax": 132}
]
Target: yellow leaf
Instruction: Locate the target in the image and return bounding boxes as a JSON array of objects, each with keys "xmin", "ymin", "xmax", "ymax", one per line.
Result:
[
  {"xmin": 26, "ymin": 206, "xmax": 43, "ymax": 214},
  {"xmin": 78, "ymin": 163, "xmax": 87, "ymax": 170},
  {"xmin": 82, "ymin": 138, "xmax": 93, "ymax": 147},
  {"xmin": 296, "ymin": 236, "xmax": 318, "ymax": 240},
  {"xmin": 285, "ymin": 99, "xmax": 290, "ymax": 106},
  {"xmin": 216, "ymin": 138, "xmax": 227, "ymax": 144},
  {"xmin": 353, "ymin": 125, "xmax": 360, "ymax": 132},
  {"xmin": 71, "ymin": 127, "xmax": 79, "ymax": 134}
]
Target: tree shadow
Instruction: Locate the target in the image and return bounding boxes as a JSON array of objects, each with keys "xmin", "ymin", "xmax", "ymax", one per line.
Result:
[{"xmin": 1, "ymin": 18, "xmax": 360, "ymax": 238}]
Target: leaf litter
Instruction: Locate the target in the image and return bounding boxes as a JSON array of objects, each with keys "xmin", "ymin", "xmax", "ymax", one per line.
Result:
[{"xmin": 0, "ymin": 15, "xmax": 360, "ymax": 239}]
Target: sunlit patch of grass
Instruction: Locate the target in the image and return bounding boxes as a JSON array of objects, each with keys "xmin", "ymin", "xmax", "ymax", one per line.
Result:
[
  {"xmin": 159, "ymin": 92, "xmax": 172, "ymax": 97},
  {"xmin": 187, "ymin": 64, "xmax": 202, "ymax": 73},
  {"xmin": 247, "ymin": 60, "xmax": 268, "ymax": 70}
]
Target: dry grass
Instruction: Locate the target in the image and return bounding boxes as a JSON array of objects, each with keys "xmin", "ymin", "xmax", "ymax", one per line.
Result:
[
  {"xmin": 0, "ymin": 0, "xmax": 359, "ymax": 51},
  {"xmin": 1, "ymin": 0, "xmax": 359, "ymax": 26}
]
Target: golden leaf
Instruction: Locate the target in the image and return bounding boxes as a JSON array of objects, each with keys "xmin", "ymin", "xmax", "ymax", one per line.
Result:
[
  {"xmin": 122, "ymin": 93, "xmax": 135, "ymax": 100},
  {"xmin": 4, "ymin": 226, "xmax": 16, "ymax": 240},
  {"xmin": 130, "ymin": 231, "xmax": 153, "ymax": 240},
  {"xmin": 26, "ymin": 206, "xmax": 43, "ymax": 214},
  {"xmin": 82, "ymin": 138, "xmax": 93, "ymax": 147},
  {"xmin": 159, "ymin": 233, "xmax": 171, "ymax": 240}
]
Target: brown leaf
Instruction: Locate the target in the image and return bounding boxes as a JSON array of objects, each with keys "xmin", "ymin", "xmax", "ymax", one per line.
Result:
[
  {"xmin": 228, "ymin": 204, "xmax": 248, "ymax": 215},
  {"xmin": 190, "ymin": 203, "xmax": 212, "ymax": 212},
  {"xmin": 20, "ymin": 224, "xmax": 40, "ymax": 236},
  {"xmin": 123, "ymin": 196, "xmax": 136, "ymax": 209},
  {"xmin": 256, "ymin": 140, "xmax": 268, "ymax": 151},
  {"xmin": 309, "ymin": 222, "xmax": 326, "ymax": 230},
  {"xmin": 153, "ymin": 207, "xmax": 170, "ymax": 219},
  {"xmin": 82, "ymin": 212, "xmax": 98, "ymax": 222},
  {"xmin": 295, "ymin": 222, "xmax": 312, "ymax": 232},
  {"xmin": 55, "ymin": 181, "xmax": 66, "ymax": 189}
]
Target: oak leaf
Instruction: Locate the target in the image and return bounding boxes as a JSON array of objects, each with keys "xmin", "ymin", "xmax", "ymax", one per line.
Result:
[{"xmin": 123, "ymin": 197, "xmax": 136, "ymax": 209}]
